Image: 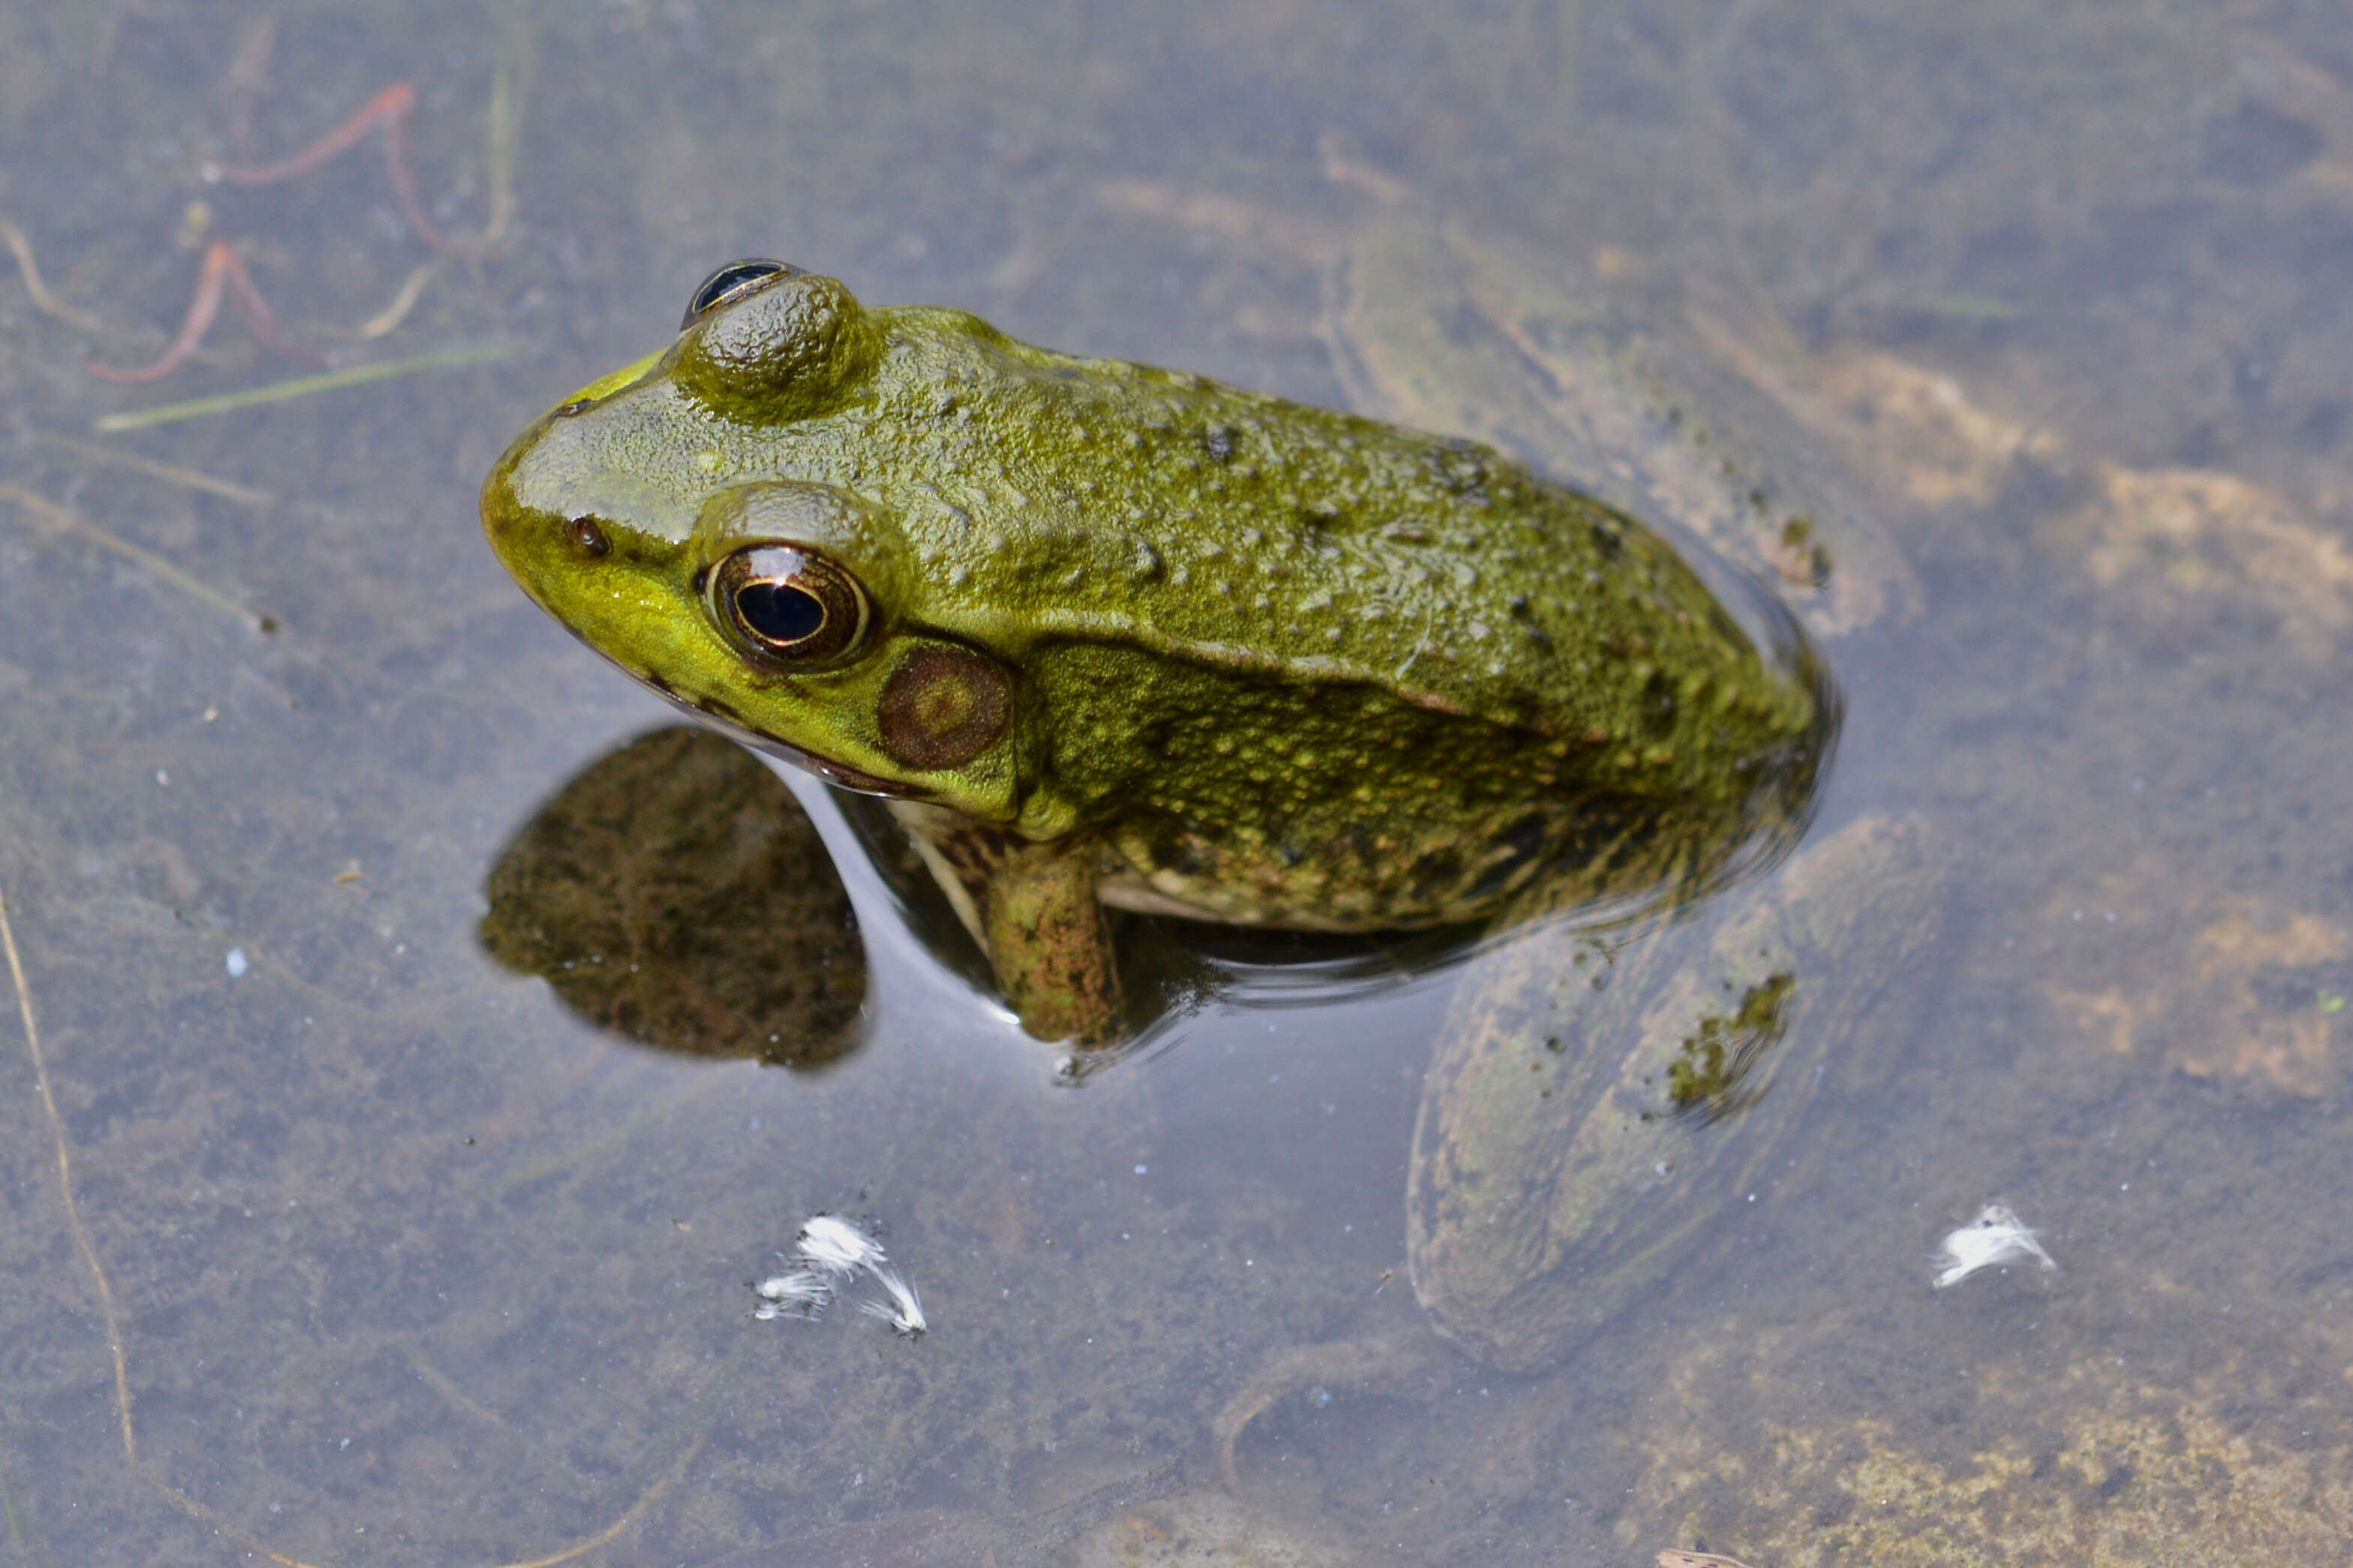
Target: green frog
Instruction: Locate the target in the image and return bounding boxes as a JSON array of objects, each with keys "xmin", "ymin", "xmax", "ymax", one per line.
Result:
[
  {"xmin": 479, "ymin": 248, "xmax": 1929, "ymax": 1392},
  {"xmin": 482, "ymin": 257, "xmax": 1825, "ymax": 1041}
]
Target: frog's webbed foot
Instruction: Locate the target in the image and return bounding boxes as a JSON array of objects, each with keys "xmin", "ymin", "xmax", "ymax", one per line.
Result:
[
  {"xmin": 1410, "ymin": 812, "xmax": 1945, "ymax": 1372},
  {"xmin": 1212, "ymin": 1326, "xmax": 1454, "ymax": 1491},
  {"xmin": 895, "ymin": 807, "xmax": 1124, "ymax": 1044}
]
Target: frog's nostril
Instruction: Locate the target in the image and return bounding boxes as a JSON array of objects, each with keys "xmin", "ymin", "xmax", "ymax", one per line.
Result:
[{"xmin": 568, "ymin": 516, "xmax": 611, "ymax": 558}]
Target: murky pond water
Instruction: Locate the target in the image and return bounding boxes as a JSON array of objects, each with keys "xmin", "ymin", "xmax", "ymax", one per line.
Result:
[{"xmin": 3, "ymin": 3, "xmax": 2351, "ymax": 1563}]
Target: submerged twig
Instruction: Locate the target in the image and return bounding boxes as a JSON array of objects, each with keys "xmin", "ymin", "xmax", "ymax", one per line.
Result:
[
  {"xmin": 35, "ymin": 432, "xmax": 273, "ymax": 509},
  {"xmin": 484, "ymin": 34, "xmax": 525, "ymax": 251},
  {"xmin": 351, "ymin": 258, "xmax": 443, "ymax": 339},
  {"xmin": 93, "ymin": 340, "xmax": 516, "ymax": 432},
  {"xmin": 0, "ymin": 878, "xmax": 713, "ymax": 1568},
  {"xmin": 0, "ymin": 481, "xmax": 275, "ymax": 632},
  {"xmin": 0, "ymin": 1415, "xmax": 51, "ymax": 1568},
  {"xmin": 0, "ymin": 218, "xmax": 104, "ymax": 331}
]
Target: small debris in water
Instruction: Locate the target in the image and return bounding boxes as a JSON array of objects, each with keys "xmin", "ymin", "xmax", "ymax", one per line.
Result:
[
  {"xmin": 859, "ymin": 1265, "xmax": 927, "ymax": 1338},
  {"xmin": 1932, "ymin": 1201, "xmax": 2057, "ymax": 1289},
  {"xmin": 753, "ymin": 1213, "xmax": 924, "ymax": 1338},
  {"xmin": 796, "ymin": 1213, "xmax": 889, "ymax": 1278},
  {"xmin": 751, "ymin": 1269, "xmax": 832, "ymax": 1320},
  {"xmin": 225, "ymin": 948, "xmax": 248, "ymax": 978}
]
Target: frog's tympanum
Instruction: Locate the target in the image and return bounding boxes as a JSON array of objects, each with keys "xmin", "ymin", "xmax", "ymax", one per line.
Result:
[{"xmin": 483, "ymin": 257, "xmax": 1875, "ymax": 1392}]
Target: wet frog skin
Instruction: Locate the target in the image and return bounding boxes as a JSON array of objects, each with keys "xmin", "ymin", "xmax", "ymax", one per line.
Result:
[
  {"xmin": 1253, "ymin": 206, "xmax": 1944, "ymax": 1374},
  {"xmin": 482, "ymin": 260, "xmax": 1819, "ymax": 1044}
]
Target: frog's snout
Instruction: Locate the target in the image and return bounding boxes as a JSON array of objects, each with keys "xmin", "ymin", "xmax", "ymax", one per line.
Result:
[
  {"xmin": 478, "ymin": 445, "xmax": 606, "ymax": 594},
  {"xmin": 477, "ymin": 452, "xmax": 526, "ymax": 560}
]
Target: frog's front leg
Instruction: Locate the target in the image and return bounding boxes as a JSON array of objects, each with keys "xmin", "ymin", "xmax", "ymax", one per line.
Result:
[
  {"xmin": 894, "ymin": 805, "xmax": 1124, "ymax": 1043},
  {"xmin": 982, "ymin": 838, "xmax": 1124, "ymax": 1044}
]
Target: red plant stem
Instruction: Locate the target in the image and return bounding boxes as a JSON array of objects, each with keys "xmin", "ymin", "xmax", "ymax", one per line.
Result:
[
  {"xmin": 209, "ymin": 81, "xmax": 477, "ymax": 258},
  {"xmin": 209, "ymin": 81, "xmax": 415, "ymax": 186},
  {"xmin": 84, "ymin": 243, "xmax": 302, "ymax": 383},
  {"xmin": 216, "ymin": 245, "xmax": 296, "ymax": 355},
  {"xmin": 86, "ymin": 242, "xmax": 231, "ymax": 383},
  {"xmin": 379, "ymin": 95, "xmax": 476, "ymax": 258}
]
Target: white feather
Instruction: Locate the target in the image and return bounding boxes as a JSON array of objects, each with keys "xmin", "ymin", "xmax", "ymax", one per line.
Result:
[
  {"xmin": 859, "ymin": 1266, "xmax": 927, "ymax": 1338},
  {"xmin": 1932, "ymin": 1202, "xmax": 2057, "ymax": 1289},
  {"xmin": 796, "ymin": 1214, "xmax": 888, "ymax": 1279}
]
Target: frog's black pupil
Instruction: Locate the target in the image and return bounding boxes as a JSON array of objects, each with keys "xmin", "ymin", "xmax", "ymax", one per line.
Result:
[
  {"xmin": 683, "ymin": 259, "xmax": 796, "ymax": 327},
  {"xmin": 736, "ymin": 581, "xmax": 826, "ymax": 646}
]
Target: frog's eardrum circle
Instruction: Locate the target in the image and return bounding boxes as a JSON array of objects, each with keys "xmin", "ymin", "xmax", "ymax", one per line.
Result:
[
  {"xmin": 711, "ymin": 544, "xmax": 871, "ymax": 664},
  {"xmin": 878, "ymin": 646, "xmax": 1010, "ymax": 769}
]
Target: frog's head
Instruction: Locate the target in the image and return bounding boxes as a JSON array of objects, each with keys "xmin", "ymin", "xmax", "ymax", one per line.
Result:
[{"xmin": 481, "ymin": 261, "xmax": 1025, "ymax": 822}]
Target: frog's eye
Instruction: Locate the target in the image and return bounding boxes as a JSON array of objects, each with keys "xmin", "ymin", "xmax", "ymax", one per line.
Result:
[
  {"xmin": 710, "ymin": 544, "xmax": 871, "ymax": 664},
  {"xmin": 682, "ymin": 259, "xmax": 807, "ymax": 331}
]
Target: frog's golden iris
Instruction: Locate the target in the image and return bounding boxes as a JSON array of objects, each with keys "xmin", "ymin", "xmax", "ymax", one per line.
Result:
[{"xmin": 709, "ymin": 544, "xmax": 871, "ymax": 666}]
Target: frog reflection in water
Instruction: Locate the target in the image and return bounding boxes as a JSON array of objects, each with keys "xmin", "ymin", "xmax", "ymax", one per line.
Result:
[{"xmin": 480, "ymin": 257, "xmax": 1924, "ymax": 1389}]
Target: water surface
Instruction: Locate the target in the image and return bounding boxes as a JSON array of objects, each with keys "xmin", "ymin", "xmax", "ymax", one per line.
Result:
[{"xmin": 2, "ymin": 3, "xmax": 2351, "ymax": 1563}]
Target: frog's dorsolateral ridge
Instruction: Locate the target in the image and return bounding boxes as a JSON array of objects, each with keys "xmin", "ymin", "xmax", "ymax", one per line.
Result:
[{"xmin": 482, "ymin": 260, "xmax": 1825, "ymax": 1045}]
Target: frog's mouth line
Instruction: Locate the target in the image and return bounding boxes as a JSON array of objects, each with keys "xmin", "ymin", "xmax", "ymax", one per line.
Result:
[
  {"xmin": 623, "ymin": 656, "xmax": 911, "ymax": 797},
  {"xmin": 524, "ymin": 582, "xmax": 923, "ymax": 795}
]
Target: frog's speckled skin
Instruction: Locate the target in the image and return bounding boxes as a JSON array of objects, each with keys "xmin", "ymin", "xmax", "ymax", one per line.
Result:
[{"xmin": 483, "ymin": 266, "xmax": 1817, "ymax": 1041}]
